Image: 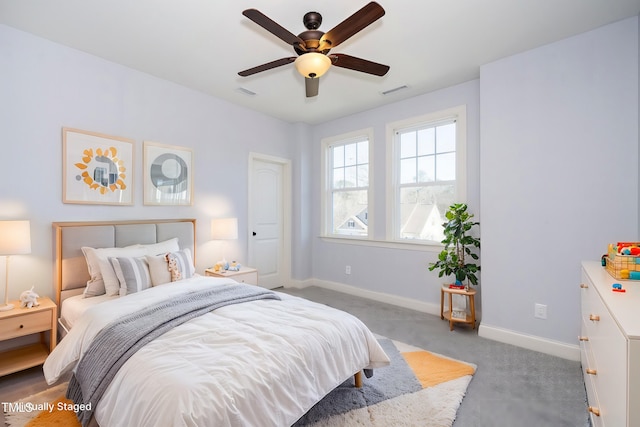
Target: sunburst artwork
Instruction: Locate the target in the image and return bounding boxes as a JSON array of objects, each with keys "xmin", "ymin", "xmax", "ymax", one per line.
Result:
[{"xmin": 63, "ymin": 128, "xmax": 134, "ymax": 205}]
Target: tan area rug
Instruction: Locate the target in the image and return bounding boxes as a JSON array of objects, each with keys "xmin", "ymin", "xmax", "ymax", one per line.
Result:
[
  {"xmin": 3, "ymin": 383, "xmax": 79, "ymax": 427},
  {"xmin": 4, "ymin": 339, "xmax": 475, "ymax": 427}
]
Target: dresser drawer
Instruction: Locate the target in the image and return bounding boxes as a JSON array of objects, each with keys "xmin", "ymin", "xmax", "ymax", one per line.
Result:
[{"xmin": 0, "ymin": 310, "xmax": 52, "ymax": 341}]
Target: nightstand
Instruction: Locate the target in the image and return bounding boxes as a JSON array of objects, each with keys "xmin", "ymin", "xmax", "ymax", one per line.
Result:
[
  {"xmin": 0, "ymin": 296, "xmax": 57, "ymax": 377},
  {"xmin": 205, "ymin": 266, "xmax": 258, "ymax": 285},
  {"xmin": 440, "ymin": 286, "xmax": 476, "ymax": 331}
]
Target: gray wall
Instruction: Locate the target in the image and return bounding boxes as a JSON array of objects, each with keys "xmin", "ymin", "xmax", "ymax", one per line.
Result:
[
  {"xmin": 479, "ymin": 17, "xmax": 638, "ymax": 345},
  {"xmin": 0, "ymin": 24, "xmax": 308, "ymax": 300}
]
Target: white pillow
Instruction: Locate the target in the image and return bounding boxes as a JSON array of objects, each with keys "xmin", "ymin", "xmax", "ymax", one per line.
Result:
[
  {"xmin": 146, "ymin": 254, "xmax": 172, "ymax": 286},
  {"xmin": 138, "ymin": 238, "xmax": 180, "ymax": 256},
  {"xmin": 82, "ymin": 246, "xmax": 147, "ymax": 296},
  {"xmin": 110, "ymin": 256, "xmax": 152, "ymax": 296}
]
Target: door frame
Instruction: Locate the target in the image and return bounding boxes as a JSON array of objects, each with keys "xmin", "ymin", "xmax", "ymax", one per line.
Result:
[{"xmin": 247, "ymin": 152, "xmax": 292, "ymax": 287}]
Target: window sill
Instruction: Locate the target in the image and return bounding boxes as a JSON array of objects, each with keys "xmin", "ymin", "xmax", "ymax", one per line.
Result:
[{"xmin": 318, "ymin": 236, "xmax": 443, "ymax": 252}]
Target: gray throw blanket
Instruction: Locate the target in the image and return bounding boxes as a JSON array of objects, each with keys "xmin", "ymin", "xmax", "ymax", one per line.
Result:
[{"xmin": 67, "ymin": 284, "xmax": 281, "ymax": 426}]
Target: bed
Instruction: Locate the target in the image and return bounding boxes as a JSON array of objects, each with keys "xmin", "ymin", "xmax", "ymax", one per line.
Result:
[{"xmin": 44, "ymin": 219, "xmax": 390, "ymax": 427}]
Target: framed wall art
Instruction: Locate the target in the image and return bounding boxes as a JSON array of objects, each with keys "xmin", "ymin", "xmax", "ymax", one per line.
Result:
[
  {"xmin": 63, "ymin": 128, "xmax": 134, "ymax": 205},
  {"xmin": 143, "ymin": 141, "xmax": 193, "ymax": 206}
]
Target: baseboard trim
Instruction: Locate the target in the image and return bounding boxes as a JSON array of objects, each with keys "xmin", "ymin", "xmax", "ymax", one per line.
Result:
[
  {"xmin": 308, "ymin": 278, "xmax": 441, "ymax": 316},
  {"xmin": 478, "ymin": 323, "xmax": 580, "ymax": 361}
]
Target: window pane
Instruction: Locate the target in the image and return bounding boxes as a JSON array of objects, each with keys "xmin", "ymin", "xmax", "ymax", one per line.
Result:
[
  {"xmin": 332, "ymin": 190, "xmax": 368, "ymax": 236},
  {"xmin": 357, "ymin": 164, "xmax": 369, "ymax": 187},
  {"xmin": 417, "ymin": 156, "xmax": 435, "ymax": 182},
  {"xmin": 344, "ymin": 165, "xmax": 357, "ymax": 188},
  {"xmin": 400, "ymin": 132, "xmax": 416, "ymax": 158},
  {"xmin": 333, "ymin": 145, "xmax": 344, "ymax": 167},
  {"xmin": 436, "ymin": 123, "xmax": 455, "ymax": 153},
  {"xmin": 332, "ymin": 167, "xmax": 344, "ymax": 189},
  {"xmin": 400, "ymin": 158, "xmax": 416, "ymax": 184},
  {"xmin": 344, "ymin": 143, "xmax": 357, "ymax": 166},
  {"xmin": 417, "ymin": 128, "xmax": 435, "ymax": 156},
  {"xmin": 436, "ymin": 152, "xmax": 456, "ymax": 181},
  {"xmin": 399, "ymin": 185, "xmax": 455, "ymax": 241},
  {"xmin": 357, "ymin": 141, "xmax": 368, "ymax": 164}
]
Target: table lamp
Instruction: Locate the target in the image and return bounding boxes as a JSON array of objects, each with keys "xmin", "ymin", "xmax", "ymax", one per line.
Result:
[
  {"xmin": 211, "ymin": 218, "xmax": 238, "ymax": 268},
  {"xmin": 0, "ymin": 220, "xmax": 31, "ymax": 311}
]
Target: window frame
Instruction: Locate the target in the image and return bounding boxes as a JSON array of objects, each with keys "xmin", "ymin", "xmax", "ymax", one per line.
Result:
[
  {"xmin": 321, "ymin": 128, "xmax": 374, "ymax": 239},
  {"xmin": 386, "ymin": 105, "xmax": 467, "ymax": 244}
]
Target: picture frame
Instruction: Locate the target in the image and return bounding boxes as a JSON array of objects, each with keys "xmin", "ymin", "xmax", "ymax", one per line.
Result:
[
  {"xmin": 63, "ymin": 128, "xmax": 134, "ymax": 205},
  {"xmin": 143, "ymin": 141, "xmax": 193, "ymax": 206}
]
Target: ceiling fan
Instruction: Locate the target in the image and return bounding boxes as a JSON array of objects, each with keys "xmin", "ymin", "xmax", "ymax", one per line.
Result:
[{"xmin": 238, "ymin": 2, "xmax": 390, "ymax": 98}]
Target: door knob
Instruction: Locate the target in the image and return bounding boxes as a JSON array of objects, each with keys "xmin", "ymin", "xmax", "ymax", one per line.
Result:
[{"xmin": 252, "ymin": 231, "xmax": 257, "ymax": 236}]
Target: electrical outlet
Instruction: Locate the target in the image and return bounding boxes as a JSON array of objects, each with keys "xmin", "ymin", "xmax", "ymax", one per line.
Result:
[
  {"xmin": 345, "ymin": 265, "xmax": 351, "ymax": 275},
  {"xmin": 534, "ymin": 303, "xmax": 547, "ymax": 319}
]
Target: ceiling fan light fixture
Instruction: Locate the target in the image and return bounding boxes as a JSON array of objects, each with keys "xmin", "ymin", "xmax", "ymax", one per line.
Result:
[{"xmin": 294, "ymin": 53, "xmax": 331, "ymax": 78}]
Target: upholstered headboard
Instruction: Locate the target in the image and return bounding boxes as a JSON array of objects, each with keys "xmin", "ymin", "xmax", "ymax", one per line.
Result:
[{"xmin": 53, "ymin": 219, "xmax": 196, "ymax": 307}]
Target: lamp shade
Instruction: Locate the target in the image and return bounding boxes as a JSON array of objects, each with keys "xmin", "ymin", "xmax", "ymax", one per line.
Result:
[
  {"xmin": 0, "ymin": 220, "xmax": 31, "ymax": 255},
  {"xmin": 211, "ymin": 218, "xmax": 238, "ymax": 240},
  {"xmin": 294, "ymin": 53, "xmax": 331, "ymax": 78}
]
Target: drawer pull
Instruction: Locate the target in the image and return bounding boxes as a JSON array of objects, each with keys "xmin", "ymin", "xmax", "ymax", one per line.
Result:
[
  {"xmin": 580, "ymin": 283, "xmax": 588, "ymax": 289},
  {"xmin": 588, "ymin": 406, "xmax": 600, "ymax": 416},
  {"xmin": 19, "ymin": 324, "xmax": 24, "ymax": 329},
  {"xmin": 585, "ymin": 368, "xmax": 597, "ymax": 375},
  {"xmin": 589, "ymin": 314, "xmax": 600, "ymax": 322},
  {"xmin": 578, "ymin": 336, "xmax": 589, "ymax": 341}
]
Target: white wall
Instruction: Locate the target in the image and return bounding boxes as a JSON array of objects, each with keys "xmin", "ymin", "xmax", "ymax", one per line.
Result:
[
  {"xmin": 479, "ymin": 17, "xmax": 638, "ymax": 356},
  {"xmin": 309, "ymin": 80, "xmax": 481, "ymax": 312},
  {"xmin": 0, "ymin": 24, "xmax": 308, "ymax": 301}
]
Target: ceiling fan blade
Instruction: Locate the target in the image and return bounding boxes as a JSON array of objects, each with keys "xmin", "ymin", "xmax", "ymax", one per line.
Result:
[
  {"xmin": 243, "ymin": 9, "xmax": 306, "ymax": 50},
  {"xmin": 330, "ymin": 53, "xmax": 390, "ymax": 76},
  {"xmin": 318, "ymin": 2, "xmax": 385, "ymax": 51},
  {"xmin": 305, "ymin": 77, "xmax": 319, "ymax": 97},
  {"xmin": 238, "ymin": 57, "xmax": 296, "ymax": 77}
]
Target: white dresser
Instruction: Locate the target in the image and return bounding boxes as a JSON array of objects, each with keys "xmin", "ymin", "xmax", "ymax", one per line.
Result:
[{"xmin": 580, "ymin": 261, "xmax": 640, "ymax": 427}]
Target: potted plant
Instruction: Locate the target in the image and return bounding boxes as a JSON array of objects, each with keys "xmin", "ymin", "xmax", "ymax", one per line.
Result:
[{"xmin": 428, "ymin": 203, "xmax": 480, "ymax": 289}]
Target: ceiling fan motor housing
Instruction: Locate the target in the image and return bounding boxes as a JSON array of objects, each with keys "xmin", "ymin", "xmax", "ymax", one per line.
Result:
[
  {"xmin": 303, "ymin": 12, "xmax": 322, "ymax": 30},
  {"xmin": 294, "ymin": 30, "xmax": 326, "ymax": 54}
]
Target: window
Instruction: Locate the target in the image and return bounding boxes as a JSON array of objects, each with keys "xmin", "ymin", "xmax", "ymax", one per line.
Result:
[
  {"xmin": 387, "ymin": 106, "xmax": 466, "ymax": 243},
  {"xmin": 321, "ymin": 129, "xmax": 373, "ymax": 238}
]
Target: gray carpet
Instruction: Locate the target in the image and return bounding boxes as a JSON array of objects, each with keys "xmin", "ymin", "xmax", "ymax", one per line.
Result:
[{"xmin": 280, "ymin": 286, "xmax": 589, "ymax": 427}]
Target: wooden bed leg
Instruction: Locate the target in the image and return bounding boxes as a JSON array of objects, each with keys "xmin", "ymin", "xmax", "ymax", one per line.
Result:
[{"xmin": 354, "ymin": 371, "xmax": 363, "ymax": 388}]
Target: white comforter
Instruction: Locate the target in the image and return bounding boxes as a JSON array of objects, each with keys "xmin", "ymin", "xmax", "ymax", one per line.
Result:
[{"xmin": 44, "ymin": 276, "xmax": 390, "ymax": 427}]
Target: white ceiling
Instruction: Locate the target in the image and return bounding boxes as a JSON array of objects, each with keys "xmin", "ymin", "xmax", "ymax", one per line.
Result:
[{"xmin": 1, "ymin": 1, "xmax": 639, "ymax": 125}]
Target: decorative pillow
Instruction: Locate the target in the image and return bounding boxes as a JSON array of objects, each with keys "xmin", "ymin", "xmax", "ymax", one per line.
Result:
[
  {"xmin": 81, "ymin": 245, "xmax": 144, "ymax": 298},
  {"xmin": 137, "ymin": 238, "xmax": 180, "ymax": 256},
  {"xmin": 110, "ymin": 256, "xmax": 152, "ymax": 296},
  {"xmin": 146, "ymin": 254, "xmax": 172, "ymax": 286},
  {"xmin": 167, "ymin": 249, "xmax": 195, "ymax": 280}
]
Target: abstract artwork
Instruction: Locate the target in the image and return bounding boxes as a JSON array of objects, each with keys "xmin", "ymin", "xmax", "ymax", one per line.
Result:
[
  {"xmin": 143, "ymin": 141, "xmax": 193, "ymax": 205},
  {"xmin": 63, "ymin": 128, "xmax": 134, "ymax": 205}
]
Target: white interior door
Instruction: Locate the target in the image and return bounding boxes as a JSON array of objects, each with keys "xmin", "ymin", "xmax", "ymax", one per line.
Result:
[{"xmin": 248, "ymin": 154, "xmax": 291, "ymax": 289}]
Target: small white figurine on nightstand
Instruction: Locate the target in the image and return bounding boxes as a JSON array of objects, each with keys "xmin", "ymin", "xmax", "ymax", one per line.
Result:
[{"xmin": 19, "ymin": 286, "xmax": 39, "ymax": 309}]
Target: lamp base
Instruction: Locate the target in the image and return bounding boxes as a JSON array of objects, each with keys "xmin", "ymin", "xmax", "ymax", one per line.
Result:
[{"xmin": 0, "ymin": 303, "xmax": 15, "ymax": 312}]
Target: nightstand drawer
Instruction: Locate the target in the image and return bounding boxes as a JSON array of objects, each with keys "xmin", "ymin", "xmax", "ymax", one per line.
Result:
[
  {"xmin": 232, "ymin": 271, "xmax": 258, "ymax": 284},
  {"xmin": 0, "ymin": 311, "xmax": 52, "ymax": 341}
]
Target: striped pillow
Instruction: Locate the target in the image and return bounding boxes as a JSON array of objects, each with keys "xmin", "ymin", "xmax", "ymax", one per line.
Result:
[
  {"xmin": 110, "ymin": 257, "xmax": 152, "ymax": 296},
  {"xmin": 166, "ymin": 249, "xmax": 195, "ymax": 280}
]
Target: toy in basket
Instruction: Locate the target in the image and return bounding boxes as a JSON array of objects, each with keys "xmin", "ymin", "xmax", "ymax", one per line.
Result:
[{"xmin": 605, "ymin": 242, "xmax": 640, "ymax": 280}]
